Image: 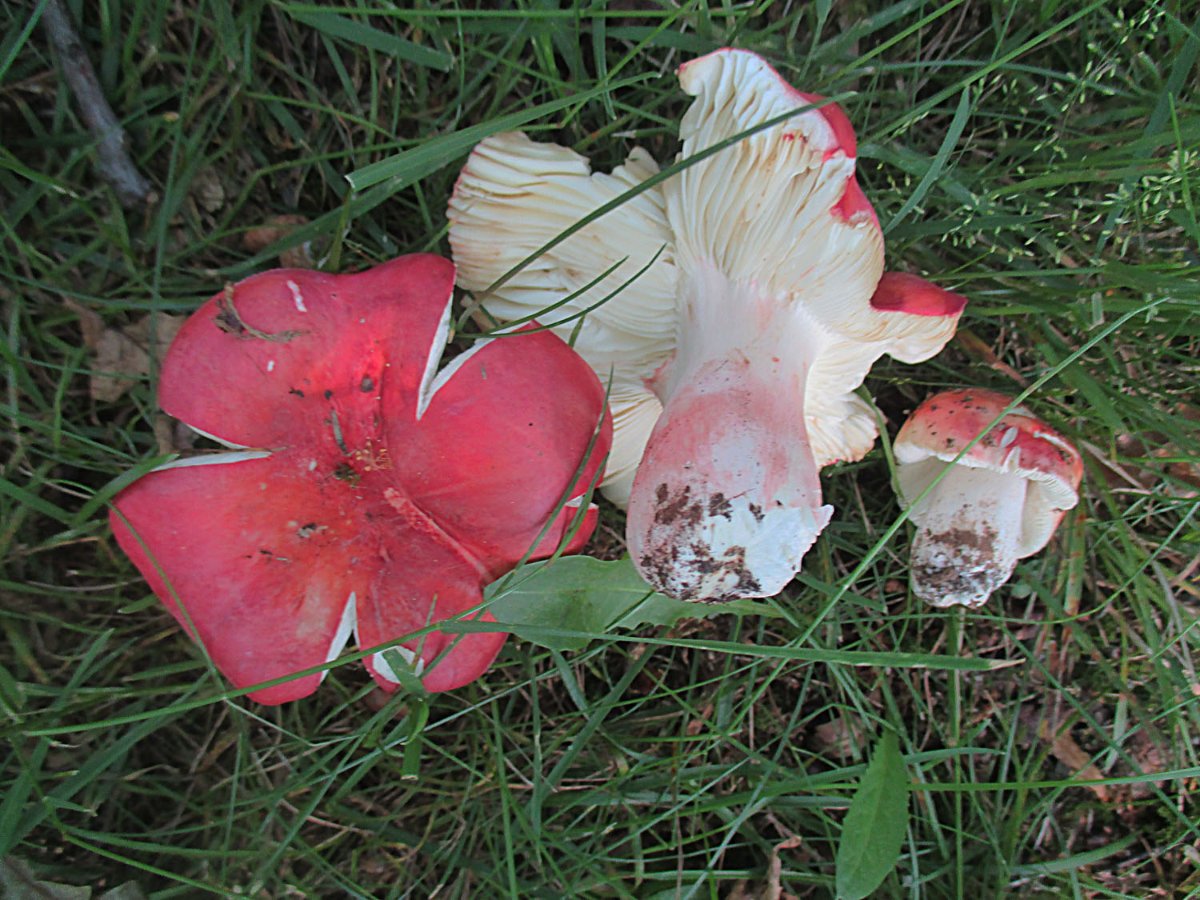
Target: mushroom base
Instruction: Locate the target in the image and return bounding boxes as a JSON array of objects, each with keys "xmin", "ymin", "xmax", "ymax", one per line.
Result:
[
  {"xmin": 627, "ymin": 268, "xmax": 832, "ymax": 601},
  {"xmin": 628, "ymin": 379, "xmax": 831, "ymax": 601}
]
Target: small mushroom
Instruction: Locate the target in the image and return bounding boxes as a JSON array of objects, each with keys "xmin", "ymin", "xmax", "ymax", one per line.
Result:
[
  {"xmin": 449, "ymin": 49, "xmax": 965, "ymax": 600},
  {"xmin": 893, "ymin": 388, "xmax": 1084, "ymax": 608},
  {"xmin": 110, "ymin": 255, "xmax": 611, "ymax": 704}
]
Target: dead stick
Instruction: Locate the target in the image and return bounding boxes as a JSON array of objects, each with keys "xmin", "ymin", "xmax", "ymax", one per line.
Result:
[{"xmin": 41, "ymin": 0, "xmax": 154, "ymax": 207}]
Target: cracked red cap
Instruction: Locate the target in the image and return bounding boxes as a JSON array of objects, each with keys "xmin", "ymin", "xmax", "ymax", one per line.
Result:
[
  {"xmin": 110, "ymin": 255, "xmax": 611, "ymax": 703},
  {"xmin": 894, "ymin": 388, "xmax": 1083, "ymax": 608}
]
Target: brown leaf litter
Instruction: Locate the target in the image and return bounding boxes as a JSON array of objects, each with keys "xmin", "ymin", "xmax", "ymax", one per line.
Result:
[{"xmin": 67, "ymin": 300, "xmax": 184, "ymax": 402}]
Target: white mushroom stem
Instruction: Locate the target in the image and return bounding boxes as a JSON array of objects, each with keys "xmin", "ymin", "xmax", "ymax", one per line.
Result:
[
  {"xmin": 626, "ymin": 265, "xmax": 833, "ymax": 600},
  {"xmin": 908, "ymin": 464, "xmax": 1029, "ymax": 608}
]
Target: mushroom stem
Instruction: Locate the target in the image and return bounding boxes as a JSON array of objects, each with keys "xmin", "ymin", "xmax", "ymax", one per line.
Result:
[
  {"xmin": 908, "ymin": 464, "xmax": 1028, "ymax": 607},
  {"xmin": 627, "ymin": 266, "xmax": 832, "ymax": 600}
]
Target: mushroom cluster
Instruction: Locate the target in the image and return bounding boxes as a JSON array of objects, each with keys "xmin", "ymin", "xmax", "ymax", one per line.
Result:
[
  {"xmin": 894, "ymin": 388, "xmax": 1083, "ymax": 607},
  {"xmin": 449, "ymin": 48, "xmax": 966, "ymax": 601},
  {"xmin": 111, "ymin": 256, "xmax": 611, "ymax": 704}
]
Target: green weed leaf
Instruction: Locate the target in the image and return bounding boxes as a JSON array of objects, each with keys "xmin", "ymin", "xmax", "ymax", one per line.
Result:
[
  {"xmin": 486, "ymin": 556, "xmax": 774, "ymax": 651},
  {"xmin": 835, "ymin": 730, "xmax": 910, "ymax": 899}
]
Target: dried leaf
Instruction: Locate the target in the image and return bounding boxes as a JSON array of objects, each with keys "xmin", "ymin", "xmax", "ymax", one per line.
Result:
[
  {"xmin": 67, "ymin": 301, "xmax": 184, "ymax": 402},
  {"xmin": 1, "ymin": 855, "xmax": 88, "ymax": 897},
  {"xmin": 809, "ymin": 717, "xmax": 867, "ymax": 762},
  {"xmin": 721, "ymin": 835, "xmax": 802, "ymax": 900},
  {"xmin": 1126, "ymin": 729, "xmax": 1170, "ymax": 800},
  {"xmin": 93, "ymin": 316, "xmax": 183, "ymax": 402},
  {"xmin": 242, "ymin": 214, "xmax": 315, "ymax": 267},
  {"xmin": 70, "ymin": 298, "xmax": 105, "ymax": 346},
  {"xmin": 1038, "ymin": 718, "xmax": 1111, "ymax": 802},
  {"xmin": 152, "ymin": 416, "xmax": 196, "ymax": 455},
  {"xmin": 765, "ymin": 835, "xmax": 803, "ymax": 900},
  {"xmin": 954, "ymin": 328, "xmax": 1029, "ymax": 386},
  {"xmin": 192, "ymin": 167, "xmax": 225, "ymax": 212}
]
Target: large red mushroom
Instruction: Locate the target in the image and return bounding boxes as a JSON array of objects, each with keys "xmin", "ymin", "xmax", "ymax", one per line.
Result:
[
  {"xmin": 893, "ymin": 388, "xmax": 1083, "ymax": 608},
  {"xmin": 110, "ymin": 255, "xmax": 611, "ymax": 704},
  {"xmin": 448, "ymin": 49, "xmax": 965, "ymax": 601}
]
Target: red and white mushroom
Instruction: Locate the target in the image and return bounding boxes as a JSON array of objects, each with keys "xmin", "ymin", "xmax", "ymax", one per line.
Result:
[
  {"xmin": 893, "ymin": 388, "xmax": 1084, "ymax": 608},
  {"xmin": 110, "ymin": 256, "xmax": 611, "ymax": 703},
  {"xmin": 448, "ymin": 49, "xmax": 964, "ymax": 601}
]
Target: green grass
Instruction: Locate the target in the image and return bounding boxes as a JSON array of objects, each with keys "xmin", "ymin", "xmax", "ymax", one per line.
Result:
[{"xmin": 2, "ymin": 0, "xmax": 1198, "ymax": 896}]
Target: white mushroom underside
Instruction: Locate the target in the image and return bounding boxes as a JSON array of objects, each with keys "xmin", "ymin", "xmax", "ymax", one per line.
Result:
[
  {"xmin": 907, "ymin": 465, "xmax": 1028, "ymax": 608},
  {"xmin": 319, "ymin": 591, "xmax": 358, "ymax": 683},
  {"xmin": 415, "ymin": 296, "xmax": 456, "ymax": 420},
  {"xmin": 448, "ymin": 133, "xmax": 678, "ymax": 357},
  {"xmin": 150, "ymin": 449, "xmax": 273, "ymax": 472},
  {"xmin": 604, "ymin": 387, "xmax": 665, "ymax": 508},
  {"xmin": 446, "ymin": 127, "xmax": 953, "ymax": 507}
]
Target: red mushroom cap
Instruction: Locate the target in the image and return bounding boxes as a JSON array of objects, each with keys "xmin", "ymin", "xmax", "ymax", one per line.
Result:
[
  {"xmin": 895, "ymin": 388, "xmax": 1083, "ymax": 537},
  {"xmin": 110, "ymin": 255, "xmax": 611, "ymax": 703},
  {"xmin": 871, "ymin": 272, "xmax": 968, "ymax": 318}
]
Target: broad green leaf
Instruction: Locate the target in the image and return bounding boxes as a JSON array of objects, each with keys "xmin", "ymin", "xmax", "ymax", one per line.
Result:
[
  {"xmin": 835, "ymin": 730, "xmax": 910, "ymax": 900},
  {"xmin": 486, "ymin": 556, "xmax": 774, "ymax": 651},
  {"xmin": 1, "ymin": 856, "xmax": 91, "ymax": 899}
]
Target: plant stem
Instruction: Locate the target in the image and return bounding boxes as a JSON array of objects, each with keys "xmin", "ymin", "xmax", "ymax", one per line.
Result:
[{"xmin": 41, "ymin": 0, "xmax": 154, "ymax": 207}]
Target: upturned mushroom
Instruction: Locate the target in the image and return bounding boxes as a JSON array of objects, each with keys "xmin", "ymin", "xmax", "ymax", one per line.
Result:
[
  {"xmin": 110, "ymin": 255, "xmax": 611, "ymax": 704},
  {"xmin": 448, "ymin": 49, "xmax": 965, "ymax": 600},
  {"xmin": 893, "ymin": 388, "xmax": 1083, "ymax": 608}
]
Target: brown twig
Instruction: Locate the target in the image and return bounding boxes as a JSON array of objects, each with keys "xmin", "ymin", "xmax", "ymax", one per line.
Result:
[{"xmin": 41, "ymin": 0, "xmax": 154, "ymax": 207}]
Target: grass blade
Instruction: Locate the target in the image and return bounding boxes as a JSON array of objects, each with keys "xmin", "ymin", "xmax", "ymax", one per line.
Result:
[
  {"xmin": 344, "ymin": 77, "xmax": 648, "ymax": 193},
  {"xmin": 282, "ymin": 6, "xmax": 452, "ymax": 71}
]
